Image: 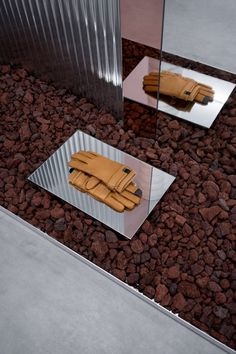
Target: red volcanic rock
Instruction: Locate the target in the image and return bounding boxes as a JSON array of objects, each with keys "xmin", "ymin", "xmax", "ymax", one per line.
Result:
[
  {"xmin": 155, "ymin": 284, "xmax": 169, "ymax": 302},
  {"xmin": 196, "ymin": 277, "xmax": 209, "ymax": 288},
  {"xmin": 54, "ymin": 218, "xmax": 67, "ymax": 231},
  {"xmin": 213, "ymin": 306, "xmax": 229, "ymax": 319},
  {"xmin": 105, "ymin": 230, "xmax": 118, "ymax": 243},
  {"xmin": 215, "ymin": 292, "xmax": 227, "ymax": 305},
  {"xmin": 91, "ymin": 240, "xmax": 108, "ymax": 260},
  {"xmin": 23, "ymin": 91, "xmax": 33, "ymax": 103},
  {"xmin": 51, "ymin": 207, "xmax": 65, "ymax": 219},
  {"xmin": 172, "ymin": 292, "xmax": 187, "ymax": 311},
  {"xmin": 148, "ymin": 233, "xmax": 158, "ymax": 247},
  {"xmin": 228, "ymin": 175, "xmax": 236, "ymax": 187},
  {"xmin": 202, "ymin": 181, "xmax": 220, "ymax": 201},
  {"xmin": 178, "ymin": 281, "xmax": 200, "ymax": 298},
  {"xmin": 19, "ymin": 122, "xmax": 31, "ymax": 141},
  {"xmin": 143, "ymin": 285, "xmax": 155, "ymax": 299},
  {"xmin": 116, "ymin": 251, "xmax": 128, "ymax": 270},
  {"xmin": 168, "ymin": 120, "xmax": 180, "ymax": 130},
  {"xmin": 0, "ymin": 92, "xmax": 9, "ymax": 104},
  {"xmin": 1, "ymin": 64, "xmax": 10, "ymax": 73},
  {"xmin": 112, "ymin": 269, "xmax": 126, "ymax": 281},
  {"xmin": 167, "ymin": 265, "xmax": 180, "ymax": 279},
  {"xmin": 131, "ymin": 239, "xmax": 144, "ymax": 254},
  {"xmin": 35, "ymin": 209, "xmax": 51, "ymax": 220},
  {"xmin": 220, "ymin": 279, "xmax": 230, "ymax": 289},
  {"xmin": 127, "ymin": 273, "xmax": 139, "ymax": 285},
  {"xmin": 191, "ymin": 263, "xmax": 204, "ymax": 276},
  {"xmin": 100, "ymin": 113, "xmax": 116, "ymax": 125},
  {"xmin": 31, "ymin": 195, "xmax": 42, "ymax": 207},
  {"xmin": 208, "ymin": 281, "xmax": 222, "ymax": 292},
  {"xmin": 199, "ymin": 206, "xmax": 222, "ymax": 222},
  {"xmin": 175, "ymin": 214, "xmax": 187, "ymax": 226}
]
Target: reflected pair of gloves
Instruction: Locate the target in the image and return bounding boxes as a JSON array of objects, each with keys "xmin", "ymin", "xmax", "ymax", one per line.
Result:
[
  {"xmin": 143, "ymin": 71, "xmax": 214, "ymax": 105},
  {"xmin": 68, "ymin": 151, "xmax": 142, "ymax": 212}
]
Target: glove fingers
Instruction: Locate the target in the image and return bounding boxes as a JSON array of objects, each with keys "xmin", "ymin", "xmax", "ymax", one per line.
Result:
[
  {"xmin": 126, "ymin": 182, "xmax": 137, "ymax": 193},
  {"xmin": 143, "ymin": 85, "xmax": 158, "ymax": 93},
  {"xmin": 195, "ymin": 93, "xmax": 213, "ymax": 104},
  {"xmin": 198, "ymin": 82, "xmax": 214, "ymax": 90},
  {"xmin": 71, "ymin": 151, "xmax": 95, "ymax": 163},
  {"xmin": 112, "ymin": 192, "xmax": 135, "ymax": 210},
  {"xmin": 199, "ymin": 88, "xmax": 214, "ymax": 98},
  {"xmin": 120, "ymin": 190, "xmax": 141, "ymax": 205},
  {"xmin": 68, "ymin": 159, "xmax": 90, "ymax": 173},
  {"xmin": 143, "ymin": 78, "xmax": 158, "ymax": 86},
  {"xmin": 88, "ymin": 183, "xmax": 125, "ymax": 212},
  {"xmin": 105, "ymin": 195, "xmax": 125, "ymax": 212},
  {"xmin": 86, "ymin": 176, "xmax": 101, "ymax": 190},
  {"xmin": 68, "ymin": 170, "xmax": 89, "ymax": 192}
]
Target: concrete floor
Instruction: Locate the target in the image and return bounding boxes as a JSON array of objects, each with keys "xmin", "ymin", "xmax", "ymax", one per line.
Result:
[{"xmin": 0, "ymin": 206, "xmax": 234, "ymax": 354}]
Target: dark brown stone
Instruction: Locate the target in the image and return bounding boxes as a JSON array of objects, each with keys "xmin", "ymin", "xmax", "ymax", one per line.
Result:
[
  {"xmin": 155, "ymin": 284, "xmax": 169, "ymax": 302},
  {"xmin": 172, "ymin": 292, "xmax": 187, "ymax": 311},
  {"xmin": 130, "ymin": 239, "xmax": 144, "ymax": 254},
  {"xmin": 208, "ymin": 281, "xmax": 222, "ymax": 292},
  {"xmin": 51, "ymin": 207, "xmax": 65, "ymax": 219},
  {"xmin": 199, "ymin": 206, "xmax": 222, "ymax": 222},
  {"xmin": 105, "ymin": 230, "xmax": 118, "ymax": 243},
  {"xmin": 178, "ymin": 281, "xmax": 200, "ymax": 298},
  {"xmin": 167, "ymin": 265, "xmax": 180, "ymax": 279},
  {"xmin": 91, "ymin": 241, "xmax": 108, "ymax": 260}
]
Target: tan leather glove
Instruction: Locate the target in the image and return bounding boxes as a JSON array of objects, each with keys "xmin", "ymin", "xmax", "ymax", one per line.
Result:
[
  {"xmin": 68, "ymin": 151, "xmax": 136, "ymax": 193},
  {"xmin": 68, "ymin": 169, "xmax": 142, "ymax": 212},
  {"xmin": 143, "ymin": 71, "xmax": 214, "ymax": 104}
]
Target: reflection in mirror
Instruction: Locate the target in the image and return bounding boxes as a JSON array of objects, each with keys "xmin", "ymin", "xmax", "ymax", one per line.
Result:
[
  {"xmin": 158, "ymin": 0, "xmax": 236, "ymax": 127},
  {"xmin": 121, "ymin": 0, "xmax": 165, "ymax": 138}
]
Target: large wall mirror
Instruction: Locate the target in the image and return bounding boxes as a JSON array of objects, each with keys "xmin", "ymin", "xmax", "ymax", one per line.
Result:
[{"xmin": 121, "ymin": 0, "xmax": 235, "ymax": 131}]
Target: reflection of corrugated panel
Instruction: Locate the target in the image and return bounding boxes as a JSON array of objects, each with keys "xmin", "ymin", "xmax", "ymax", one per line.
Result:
[{"xmin": 0, "ymin": 0, "xmax": 122, "ymax": 117}]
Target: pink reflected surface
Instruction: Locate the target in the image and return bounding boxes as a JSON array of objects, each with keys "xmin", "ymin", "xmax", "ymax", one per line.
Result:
[
  {"xmin": 123, "ymin": 56, "xmax": 160, "ymax": 109},
  {"xmin": 120, "ymin": 0, "xmax": 164, "ymax": 49}
]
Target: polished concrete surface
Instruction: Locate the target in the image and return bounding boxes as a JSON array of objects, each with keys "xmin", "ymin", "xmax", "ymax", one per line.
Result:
[{"xmin": 0, "ymin": 206, "xmax": 234, "ymax": 354}]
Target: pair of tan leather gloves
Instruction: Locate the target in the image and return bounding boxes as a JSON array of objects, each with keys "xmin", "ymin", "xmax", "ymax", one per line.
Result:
[
  {"xmin": 68, "ymin": 151, "xmax": 142, "ymax": 212},
  {"xmin": 143, "ymin": 71, "xmax": 214, "ymax": 105}
]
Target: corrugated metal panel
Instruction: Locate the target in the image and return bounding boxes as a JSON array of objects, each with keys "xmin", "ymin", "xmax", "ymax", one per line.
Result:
[{"xmin": 0, "ymin": 0, "xmax": 122, "ymax": 117}]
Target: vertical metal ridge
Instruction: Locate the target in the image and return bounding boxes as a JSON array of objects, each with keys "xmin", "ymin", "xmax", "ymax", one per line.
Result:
[{"xmin": 0, "ymin": 0, "xmax": 122, "ymax": 118}]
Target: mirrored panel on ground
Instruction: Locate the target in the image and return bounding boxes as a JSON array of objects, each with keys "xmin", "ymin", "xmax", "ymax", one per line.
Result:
[
  {"xmin": 124, "ymin": 57, "xmax": 235, "ymax": 128},
  {"xmin": 28, "ymin": 130, "xmax": 175, "ymax": 239}
]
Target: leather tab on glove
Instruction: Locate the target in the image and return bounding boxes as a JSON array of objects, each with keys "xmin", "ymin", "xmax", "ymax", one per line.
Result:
[
  {"xmin": 68, "ymin": 151, "xmax": 135, "ymax": 193},
  {"xmin": 143, "ymin": 71, "xmax": 214, "ymax": 104},
  {"xmin": 68, "ymin": 169, "xmax": 142, "ymax": 212}
]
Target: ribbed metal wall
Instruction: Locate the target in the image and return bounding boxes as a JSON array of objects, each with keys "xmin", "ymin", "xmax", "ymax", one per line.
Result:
[{"xmin": 0, "ymin": 0, "xmax": 122, "ymax": 117}]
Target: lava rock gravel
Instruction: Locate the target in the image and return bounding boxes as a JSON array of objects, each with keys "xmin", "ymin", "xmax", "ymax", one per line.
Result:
[{"xmin": 0, "ymin": 56, "xmax": 236, "ymax": 349}]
